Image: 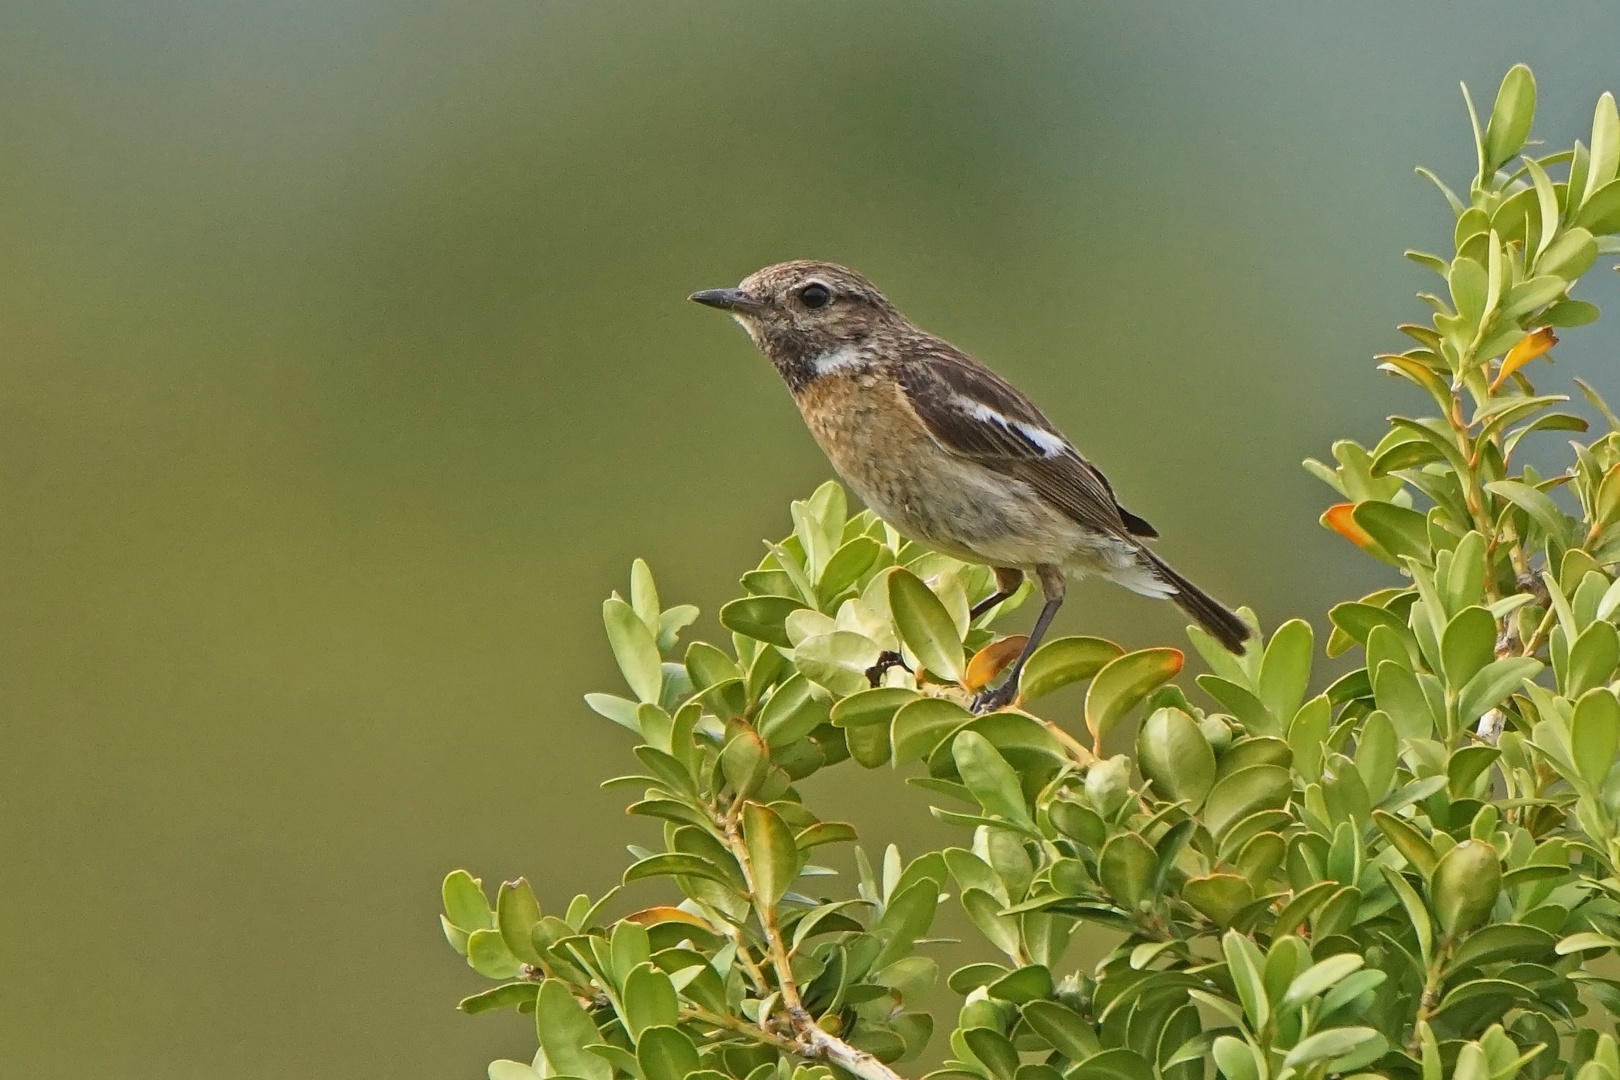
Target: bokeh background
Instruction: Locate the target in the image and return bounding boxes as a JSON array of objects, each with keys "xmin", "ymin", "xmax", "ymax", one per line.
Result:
[{"xmin": 5, "ymin": 2, "xmax": 1620, "ymax": 1076}]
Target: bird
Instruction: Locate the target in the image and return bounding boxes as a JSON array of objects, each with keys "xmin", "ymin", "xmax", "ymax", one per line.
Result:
[{"xmin": 690, "ymin": 260, "xmax": 1250, "ymax": 713}]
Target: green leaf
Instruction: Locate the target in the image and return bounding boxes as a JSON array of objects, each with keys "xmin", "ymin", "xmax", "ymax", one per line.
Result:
[
  {"xmin": 1353, "ymin": 501, "xmax": 1432, "ymax": 563},
  {"xmin": 1066, "ymin": 1048, "xmax": 1154, "ymax": 1080},
  {"xmin": 1284, "ymin": 1028, "xmax": 1380, "ymax": 1069},
  {"xmin": 1211, "ymin": 1037, "xmax": 1261, "ymax": 1080},
  {"xmin": 1257, "ymin": 619, "xmax": 1313, "ymax": 726},
  {"xmin": 1221, "ymin": 929, "xmax": 1269, "ymax": 1032},
  {"xmin": 742, "ymin": 802, "xmax": 799, "ymax": 907},
  {"xmin": 795, "ymin": 631, "xmax": 882, "ymax": 699},
  {"xmin": 1448, "ymin": 923, "xmax": 1556, "ymax": 971},
  {"xmin": 1567, "ymin": 622, "xmax": 1620, "ymax": 698},
  {"xmin": 623, "ymin": 853, "xmax": 736, "ymax": 888},
  {"xmin": 1085, "ymin": 647, "xmax": 1184, "ymax": 745},
  {"xmin": 1328, "ymin": 602, "xmax": 1407, "ymax": 647},
  {"xmin": 1203, "ymin": 765, "xmax": 1291, "ymax": 839},
  {"xmin": 953, "ymin": 731, "xmax": 1032, "ymax": 827},
  {"xmin": 1181, "ymin": 874, "xmax": 1255, "ymax": 927},
  {"xmin": 1576, "ymin": 179, "xmax": 1620, "ymax": 235},
  {"xmin": 1017, "ymin": 636, "xmax": 1124, "ymax": 701},
  {"xmin": 498, "ymin": 879, "xmax": 546, "ymax": 965},
  {"xmin": 684, "ymin": 642, "xmax": 741, "ymax": 691},
  {"xmin": 891, "ymin": 697, "xmax": 973, "ymax": 764},
  {"xmin": 1021, "ymin": 1001, "xmax": 1102, "ymax": 1061},
  {"xmin": 889, "ymin": 568, "xmax": 965, "ymax": 683},
  {"xmin": 635, "ymin": 1026, "xmax": 700, "ymax": 1080},
  {"xmin": 610, "ymin": 919, "xmax": 651, "ymax": 984},
  {"xmin": 621, "ymin": 962, "xmax": 679, "ymax": 1038},
  {"xmin": 1457, "ymin": 657, "xmax": 1543, "ymax": 724},
  {"xmin": 1431, "ymin": 840, "xmax": 1502, "ymax": 939},
  {"xmin": 584, "ymin": 693, "xmax": 641, "ymax": 731},
  {"xmin": 536, "ymin": 980, "xmax": 612, "ymax": 1080},
  {"xmin": 819, "ymin": 536, "xmax": 881, "ymax": 602},
  {"xmin": 719, "ymin": 595, "xmax": 806, "ymax": 648},
  {"xmin": 961, "ymin": 887, "xmax": 1021, "ymax": 958},
  {"xmin": 986, "ymin": 964, "xmax": 1052, "ymax": 1003},
  {"xmin": 1571, "ymin": 687, "xmax": 1620, "ymax": 788},
  {"xmin": 1281, "ymin": 953, "xmax": 1364, "ymax": 1011},
  {"xmin": 874, "ymin": 878, "xmax": 942, "ymax": 968},
  {"xmin": 831, "ymin": 686, "xmax": 917, "ymax": 728},
  {"xmin": 604, "ymin": 598, "xmax": 664, "ymax": 704},
  {"xmin": 630, "ymin": 559, "xmax": 661, "ymax": 633},
  {"xmin": 467, "ymin": 929, "xmax": 523, "ymax": 979},
  {"xmin": 1587, "ymin": 92, "xmax": 1620, "ymax": 204},
  {"xmin": 459, "ymin": 983, "xmax": 541, "ymax": 1015},
  {"xmin": 1373, "ymin": 809, "xmax": 1438, "ymax": 878},
  {"xmin": 444, "ymin": 870, "xmax": 494, "ymax": 931},
  {"xmin": 1486, "ymin": 480, "xmax": 1569, "ymax": 545},
  {"xmin": 1442, "ymin": 606, "xmax": 1497, "ymax": 693},
  {"xmin": 1483, "ymin": 64, "xmax": 1536, "ymax": 172},
  {"xmin": 1098, "ymin": 832, "xmax": 1157, "ymax": 909},
  {"xmin": 1136, "ymin": 707, "xmax": 1216, "ymax": 809},
  {"xmin": 1354, "ymin": 709, "xmax": 1398, "ymax": 802},
  {"xmin": 964, "ymin": 1027, "xmax": 1020, "ymax": 1080},
  {"xmin": 757, "ymin": 673, "xmax": 832, "ymax": 748}
]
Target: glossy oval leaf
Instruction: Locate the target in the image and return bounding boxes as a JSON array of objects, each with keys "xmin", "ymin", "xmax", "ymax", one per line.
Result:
[
  {"xmin": 604, "ymin": 598, "xmax": 663, "ymax": 704},
  {"xmin": 1098, "ymin": 832, "xmax": 1157, "ymax": 909},
  {"xmin": 635, "ymin": 1026, "xmax": 700, "ymax": 1080},
  {"xmin": 1086, "ymin": 648, "xmax": 1184, "ymax": 745},
  {"xmin": 536, "ymin": 980, "xmax": 612, "ymax": 1080},
  {"xmin": 794, "ymin": 631, "xmax": 882, "ymax": 699},
  {"xmin": 719, "ymin": 595, "xmax": 805, "ymax": 649},
  {"xmin": 1018, "ymin": 635, "xmax": 1124, "ymax": 702},
  {"xmin": 1571, "ymin": 687, "xmax": 1620, "ymax": 788},
  {"xmin": 1257, "ymin": 619, "xmax": 1314, "ymax": 726},
  {"xmin": 953, "ymin": 730, "xmax": 1032, "ymax": 826},
  {"xmin": 889, "ymin": 567, "xmax": 966, "ymax": 683},
  {"xmin": 891, "ymin": 697, "xmax": 973, "ymax": 764},
  {"xmin": 1136, "ymin": 707, "xmax": 1216, "ymax": 809},
  {"xmin": 1203, "ymin": 765, "xmax": 1291, "ymax": 839},
  {"xmin": 831, "ymin": 686, "xmax": 918, "ymax": 728},
  {"xmin": 742, "ymin": 801, "xmax": 799, "ymax": 907},
  {"xmin": 1567, "ymin": 621, "xmax": 1620, "ymax": 698},
  {"xmin": 1441, "ymin": 606, "xmax": 1497, "ymax": 693}
]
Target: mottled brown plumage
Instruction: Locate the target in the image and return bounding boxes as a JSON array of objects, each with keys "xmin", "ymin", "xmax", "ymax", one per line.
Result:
[{"xmin": 692, "ymin": 260, "xmax": 1249, "ymax": 711}]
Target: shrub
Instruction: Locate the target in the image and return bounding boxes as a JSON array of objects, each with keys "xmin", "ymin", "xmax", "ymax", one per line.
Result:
[{"xmin": 440, "ymin": 66, "xmax": 1620, "ymax": 1080}]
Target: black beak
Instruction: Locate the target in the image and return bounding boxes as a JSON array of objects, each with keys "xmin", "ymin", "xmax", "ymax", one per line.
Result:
[{"xmin": 690, "ymin": 288, "xmax": 761, "ymax": 312}]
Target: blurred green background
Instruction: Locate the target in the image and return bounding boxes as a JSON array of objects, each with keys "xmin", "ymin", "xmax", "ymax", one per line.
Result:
[{"xmin": 4, "ymin": 2, "xmax": 1620, "ymax": 1076}]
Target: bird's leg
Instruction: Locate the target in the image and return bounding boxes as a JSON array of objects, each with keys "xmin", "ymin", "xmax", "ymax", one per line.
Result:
[
  {"xmin": 971, "ymin": 565, "xmax": 1065, "ymax": 714},
  {"xmin": 969, "ymin": 567, "xmax": 1025, "ymax": 622}
]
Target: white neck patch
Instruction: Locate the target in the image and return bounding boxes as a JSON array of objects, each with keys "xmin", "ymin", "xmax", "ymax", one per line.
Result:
[{"xmin": 810, "ymin": 344, "xmax": 866, "ymax": 376}]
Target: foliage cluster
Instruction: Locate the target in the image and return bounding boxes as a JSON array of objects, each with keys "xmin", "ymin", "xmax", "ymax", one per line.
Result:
[{"xmin": 441, "ymin": 67, "xmax": 1620, "ymax": 1080}]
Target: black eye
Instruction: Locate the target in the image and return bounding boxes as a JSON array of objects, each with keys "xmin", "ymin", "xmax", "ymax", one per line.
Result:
[{"xmin": 799, "ymin": 283, "xmax": 832, "ymax": 309}]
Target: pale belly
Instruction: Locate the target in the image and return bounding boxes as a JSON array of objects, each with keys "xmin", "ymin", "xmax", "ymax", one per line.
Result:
[{"xmin": 796, "ymin": 374, "xmax": 1138, "ymax": 578}]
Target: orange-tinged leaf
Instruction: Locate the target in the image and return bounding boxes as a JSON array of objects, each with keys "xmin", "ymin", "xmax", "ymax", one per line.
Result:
[
  {"xmin": 1085, "ymin": 647, "xmax": 1184, "ymax": 746},
  {"xmin": 1491, "ymin": 326, "xmax": 1557, "ymax": 390},
  {"xmin": 963, "ymin": 635, "xmax": 1028, "ymax": 691},
  {"xmin": 623, "ymin": 906, "xmax": 715, "ymax": 931},
  {"xmin": 1377, "ymin": 353, "xmax": 1450, "ymax": 400},
  {"xmin": 1323, "ymin": 502, "xmax": 1378, "ymax": 550}
]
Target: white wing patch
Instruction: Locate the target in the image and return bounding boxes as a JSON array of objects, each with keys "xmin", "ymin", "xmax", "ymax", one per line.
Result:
[
  {"xmin": 811, "ymin": 344, "xmax": 866, "ymax": 376},
  {"xmin": 955, "ymin": 396, "xmax": 1070, "ymax": 458}
]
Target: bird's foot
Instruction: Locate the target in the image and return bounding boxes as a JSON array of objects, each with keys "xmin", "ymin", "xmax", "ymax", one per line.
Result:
[
  {"xmin": 865, "ymin": 650, "xmax": 911, "ymax": 688},
  {"xmin": 970, "ymin": 678, "xmax": 1020, "ymax": 714}
]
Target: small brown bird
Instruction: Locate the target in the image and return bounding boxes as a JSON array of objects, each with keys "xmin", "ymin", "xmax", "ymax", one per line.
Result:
[{"xmin": 692, "ymin": 261, "xmax": 1249, "ymax": 712}]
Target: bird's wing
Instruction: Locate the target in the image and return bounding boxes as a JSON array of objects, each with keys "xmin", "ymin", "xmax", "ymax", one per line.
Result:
[{"xmin": 895, "ymin": 347, "xmax": 1158, "ymax": 539}]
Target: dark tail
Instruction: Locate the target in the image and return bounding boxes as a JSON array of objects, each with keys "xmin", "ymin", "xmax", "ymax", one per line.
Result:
[{"xmin": 1140, "ymin": 548, "xmax": 1252, "ymax": 653}]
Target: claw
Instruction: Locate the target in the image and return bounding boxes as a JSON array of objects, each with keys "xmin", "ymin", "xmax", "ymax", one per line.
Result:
[{"xmin": 970, "ymin": 679, "xmax": 1019, "ymax": 714}]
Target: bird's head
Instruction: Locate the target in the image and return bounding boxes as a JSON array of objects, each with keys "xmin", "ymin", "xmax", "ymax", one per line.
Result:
[{"xmin": 690, "ymin": 261, "xmax": 900, "ymax": 388}]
